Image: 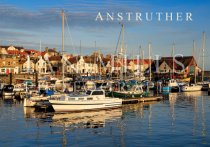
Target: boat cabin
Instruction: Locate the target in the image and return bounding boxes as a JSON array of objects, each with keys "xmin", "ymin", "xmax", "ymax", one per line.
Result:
[
  {"xmin": 86, "ymin": 90, "xmax": 105, "ymax": 96},
  {"xmin": 65, "ymin": 89, "xmax": 106, "ymax": 101}
]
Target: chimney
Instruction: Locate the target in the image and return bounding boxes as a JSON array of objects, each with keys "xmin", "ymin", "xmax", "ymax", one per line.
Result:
[{"xmin": 45, "ymin": 47, "xmax": 48, "ymax": 52}]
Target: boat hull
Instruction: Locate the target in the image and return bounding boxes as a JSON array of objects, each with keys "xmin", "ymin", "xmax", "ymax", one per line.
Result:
[
  {"xmin": 2, "ymin": 92, "xmax": 14, "ymax": 99},
  {"xmin": 3, "ymin": 92, "xmax": 14, "ymax": 96},
  {"xmin": 162, "ymin": 86, "xmax": 180, "ymax": 93},
  {"xmin": 181, "ymin": 85, "xmax": 202, "ymax": 92},
  {"xmin": 49, "ymin": 99, "xmax": 122, "ymax": 112}
]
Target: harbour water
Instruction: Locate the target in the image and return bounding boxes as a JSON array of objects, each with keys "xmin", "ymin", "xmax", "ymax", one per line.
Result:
[{"xmin": 1, "ymin": 91, "xmax": 210, "ymax": 146}]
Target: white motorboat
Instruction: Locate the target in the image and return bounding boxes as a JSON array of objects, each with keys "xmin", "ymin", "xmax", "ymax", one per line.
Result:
[
  {"xmin": 181, "ymin": 84, "xmax": 202, "ymax": 92},
  {"xmin": 49, "ymin": 89, "xmax": 122, "ymax": 112}
]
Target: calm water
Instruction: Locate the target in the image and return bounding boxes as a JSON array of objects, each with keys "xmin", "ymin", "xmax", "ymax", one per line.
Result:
[{"xmin": 1, "ymin": 91, "xmax": 210, "ymax": 146}]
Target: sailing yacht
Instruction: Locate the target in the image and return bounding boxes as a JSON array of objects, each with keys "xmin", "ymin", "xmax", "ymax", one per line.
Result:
[
  {"xmin": 181, "ymin": 35, "xmax": 205, "ymax": 92},
  {"xmin": 181, "ymin": 75, "xmax": 202, "ymax": 92},
  {"xmin": 181, "ymin": 83, "xmax": 202, "ymax": 92}
]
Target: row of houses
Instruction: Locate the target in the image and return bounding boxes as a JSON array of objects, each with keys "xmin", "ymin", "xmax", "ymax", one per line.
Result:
[{"xmin": 0, "ymin": 45, "xmax": 199, "ymax": 77}]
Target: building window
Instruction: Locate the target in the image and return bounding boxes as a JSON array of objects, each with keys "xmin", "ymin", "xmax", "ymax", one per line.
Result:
[{"xmin": 1, "ymin": 69, "xmax": 5, "ymax": 73}]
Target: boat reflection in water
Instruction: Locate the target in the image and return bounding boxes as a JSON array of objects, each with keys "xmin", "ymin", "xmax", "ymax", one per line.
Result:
[
  {"xmin": 51, "ymin": 109, "xmax": 122, "ymax": 128},
  {"xmin": 24, "ymin": 107, "xmax": 122, "ymax": 129},
  {"xmin": 11, "ymin": 91, "xmax": 210, "ymax": 146},
  {"xmin": 181, "ymin": 91, "xmax": 204, "ymax": 97}
]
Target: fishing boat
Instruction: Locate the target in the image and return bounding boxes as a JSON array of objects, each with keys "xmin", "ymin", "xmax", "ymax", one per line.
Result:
[
  {"xmin": 162, "ymin": 79, "xmax": 180, "ymax": 93},
  {"xmin": 108, "ymin": 85, "xmax": 146, "ymax": 98},
  {"xmin": 168, "ymin": 79, "xmax": 180, "ymax": 92},
  {"xmin": 181, "ymin": 83, "xmax": 202, "ymax": 92},
  {"xmin": 49, "ymin": 89, "xmax": 122, "ymax": 112}
]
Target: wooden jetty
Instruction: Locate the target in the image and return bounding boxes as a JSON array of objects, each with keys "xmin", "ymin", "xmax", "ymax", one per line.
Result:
[{"xmin": 122, "ymin": 96, "xmax": 163, "ymax": 104}]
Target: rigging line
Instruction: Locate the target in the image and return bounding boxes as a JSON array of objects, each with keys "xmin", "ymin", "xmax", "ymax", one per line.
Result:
[
  {"xmin": 64, "ymin": 14, "xmax": 76, "ymax": 55},
  {"xmin": 114, "ymin": 25, "xmax": 123, "ymax": 55}
]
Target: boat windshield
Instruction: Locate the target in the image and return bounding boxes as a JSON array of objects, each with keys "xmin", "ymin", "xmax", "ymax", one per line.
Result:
[{"xmin": 86, "ymin": 90, "xmax": 91, "ymax": 95}]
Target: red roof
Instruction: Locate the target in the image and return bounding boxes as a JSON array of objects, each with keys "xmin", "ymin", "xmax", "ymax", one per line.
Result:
[
  {"xmin": 161, "ymin": 56, "xmax": 196, "ymax": 70},
  {"xmin": 68, "ymin": 57, "xmax": 78, "ymax": 64},
  {"xmin": 7, "ymin": 50, "xmax": 28, "ymax": 55},
  {"xmin": 25, "ymin": 49, "xmax": 39, "ymax": 53},
  {"xmin": 40, "ymin": 51, "xmax": 46, "ymax": 56}
]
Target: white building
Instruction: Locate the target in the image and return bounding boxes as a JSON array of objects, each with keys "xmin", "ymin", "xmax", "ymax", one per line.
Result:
[
  {"xmin": 66, "ymin": 56, "xmax": 98, "ymax": 74},
  {"xmin": 36, "ymin": 56, "xmax": 47, "ymax": 74},
  {"xmin": 21, "ymin": 56, "xmax": 35, "ymax": 73}
]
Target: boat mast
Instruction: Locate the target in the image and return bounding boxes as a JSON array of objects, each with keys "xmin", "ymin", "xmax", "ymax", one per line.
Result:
[
  {"xmin": 94, "ymin": 41, "xmax": 96, "ymax": 76},
  {"xmin": 148, "ymin": 43, "xmax": 151, "ymax": 81},
  {"xmin": 121, "ymin": 24, "xmax": 125, "ymax": 55},
  {"xmin": 80, "ymin": 40, "xmax": 82, "ymax": 56},
  {"xmin": 61, "ymin": 10, "xmax": 65, "ymax": 91},
  {"xmin": 120, "ymin": 24, "xmax": 124, "ymax": 80},
  {"xmin": 202, "ymin": 32, "xmax": 205, "ymax": 82},
  {"xmin": 98, "ymin": 49, "xmax": 101, "ymax": 76},
  {"xmin": 122, "ymin": 24, "xmax": 125, "ymax": 80},
  {"xmin": 39, "ymin": 40, "xmax": 41, "ymax": 74},
  {"xmin": 139, "ymin": 46, "xmax": 141, "ymax": 79},
  {"xmin": 39, "ymin": 40, "xmax": 41, "ymax": 54},
  {"xmin": 193, "ymin": 40, "xmax": 196, "ymax": 83},
  {"xmin": 172, "ymin": 43, "xmax": 175, "ymax": 78},
  {"xmin": 142, "ymin": 50, "xmax": 144, "ymax": 77},
  {"xmin": 124, "ymin": 44, "xmax": 127, "ymax": 80}
]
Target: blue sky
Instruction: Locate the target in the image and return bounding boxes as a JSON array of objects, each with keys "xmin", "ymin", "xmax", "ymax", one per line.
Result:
[{"xmin": 0, "ymin": 0, "xmax": 210, "ymax": 69}]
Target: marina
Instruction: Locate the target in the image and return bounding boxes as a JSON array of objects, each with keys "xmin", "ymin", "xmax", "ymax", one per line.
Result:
[{"xmin": 0, "ymin": 0, "xmax": 210, "ymax": 146}]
